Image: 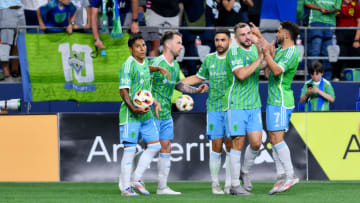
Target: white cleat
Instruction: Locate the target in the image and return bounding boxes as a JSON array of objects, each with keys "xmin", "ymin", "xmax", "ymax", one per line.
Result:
[
  {"xmin": 212, "ymin": 184, "xmax": 224, "ymax": 194},
  {"xmin": 157, "ymin": 186, "xmax": 181, "ymax": 195},
  {"xmin": 268, "ymin": 174, "xmax": 286, "ymax": 195},
  {"xmin": 276, "ymin": 176, "xmax": 299, "ymax": 193},
  {"xmin": 122, "ymin": 187, "xmax": 139, "ymax": 196},
  {"xmin": 131, "ymin": 180, "xmax": 150, "ymax": 195},
  {"xmin": 224, "ymin": 186, "xmax": 231, "ymax": 194}
]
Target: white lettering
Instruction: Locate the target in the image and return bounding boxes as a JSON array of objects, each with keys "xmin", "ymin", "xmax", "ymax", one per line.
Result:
[{"xmin": 87, "ymin": 136, "xmax": 111, "ymax": 162}]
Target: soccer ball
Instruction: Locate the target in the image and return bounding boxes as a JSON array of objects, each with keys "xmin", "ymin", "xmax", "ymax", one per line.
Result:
[
  {"xmin": 133, "ymin": 90, "xmax": 154, "ymax": 111},
  {"xmin": 176, "ymin": 95, "xmax": 194, "ymax": 112}
]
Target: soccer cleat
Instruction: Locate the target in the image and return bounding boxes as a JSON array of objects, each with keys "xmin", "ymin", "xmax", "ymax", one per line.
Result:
[
  {"xmin": 276, "ymin": 176, "xmax": 299, "ymax": 193},
  {"xmin": 131, "ymin": 180, "xmax": 150, "ymax": 195},
  {"xmin": 240, "ymin": 172, "xmax": 253, "ymax": 191},
  {"xmin": 212, "ymin": 184, "xmax": 224, "ymax": 194},
  {"xmin": 224, "ymin": 186, "xmax": 231, "ymax": 194},
  {"xmin": 157, "ymin": 186, "xmax": 181, "ymax": 195},
  {"xmin": 229, "ymin": 185, "xmax": 252, "ymax": 196},
  {"xmin": 122, "ymin": 187, "xmax": 139, "ymax": 196},
  {"xmin": 268, "ymin": 174, "xmax": 287, "ymax": 195}
]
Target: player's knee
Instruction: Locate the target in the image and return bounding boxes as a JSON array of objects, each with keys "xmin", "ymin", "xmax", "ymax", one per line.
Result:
[{"xmin": 250, "ymin": 142, "xmax": 261, "ymax": 151}]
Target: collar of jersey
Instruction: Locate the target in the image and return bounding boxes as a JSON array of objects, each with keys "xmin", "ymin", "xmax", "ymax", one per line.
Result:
[
  {"xmin": 130, "ymin": 56, "xmax": 146, "ymax": 66},
  {"xmin": 161, "ymin": 54, "xmax": 174, "ymax": 66}
]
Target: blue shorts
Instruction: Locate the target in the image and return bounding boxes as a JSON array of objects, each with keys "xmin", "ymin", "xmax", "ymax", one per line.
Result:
[
  {"xmin": 154, "ymin": 118, "xmax": 174, "ymax": 140},
  {"xmin": 119, "ymin": 119, "xmax": 159, "ymax": 146},
  {"xmin": 266, "ymin": 105, "xmax": 294, "ymax": 132},
  {"xmin": 207, "ymin": 112, "xmax": 226, "ymax": 140},
  {"xmin": 225, "ymin": 108, "xmax": 263, "ymax": 137}
]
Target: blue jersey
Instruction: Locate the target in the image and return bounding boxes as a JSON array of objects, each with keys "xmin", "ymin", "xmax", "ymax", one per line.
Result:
[{"xmin": 40, "ymin": 0, "xmax": 76, "ymax": 29}]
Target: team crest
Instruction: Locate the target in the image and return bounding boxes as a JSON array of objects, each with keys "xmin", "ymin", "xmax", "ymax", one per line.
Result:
[{"xmin": 68, "ymin": 51, "xmax": 85, "ymax": 73}]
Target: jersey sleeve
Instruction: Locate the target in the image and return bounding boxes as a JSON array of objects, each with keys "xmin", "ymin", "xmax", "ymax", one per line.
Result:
[
  {"xmin": 300, "ymin": 83, "xmax": 308, "ymax": 97},
  {"xmin": 197, "ymin": 56, "xmax": 209, "ymax": 80},
  {"xmin": 119, "ymin": 63, "xmax": 131, "ymax": 89},
  {"xmin": 277, "ymin": 47, "xmax": 299, "ymax": 72},
  {"xmin": 39, "ymin": 2, "xmax": 52, "ymax": 17},
  {"xmin": 325, "ymin": 82, "xmax": 336, "ymax": 100}
]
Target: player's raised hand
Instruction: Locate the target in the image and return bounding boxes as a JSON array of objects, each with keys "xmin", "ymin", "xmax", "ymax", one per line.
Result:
[
  {"xmin": 153, "ymin": 100, "xmax": 162, "ymax": 119},
  {"xmin": 249, "ymin": 22, "xmax": 262, "ymax": 39},
  {"xmin": 197, "ymin": 84, "xmax": 209, "ymax": 93}
]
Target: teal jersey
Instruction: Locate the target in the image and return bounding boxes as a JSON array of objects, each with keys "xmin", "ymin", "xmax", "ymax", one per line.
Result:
[
  {"xmin": 150, "ymin": 55, "xmax": 180, "ymax": 120},
  {"xmin": 197, "ymin": 52, "xmax": 227, "ymax": 112},
  {"xmin": 267, "ymin": 46, "xmax": 300, "ymax": 108},
  {"xmin": 223, "ymin": 44, "xmax": 261, "ymax": 111},
  {"xmin": 305, "ymin": 0, "xmax": 341, "ymax": 26},
  {"xmin": 300, "ymin": 78, "xmax": 335, "ymax": 111},
  {"xmin": 119, "ymin": 56, "xmax": 153, "ymax": 124}
]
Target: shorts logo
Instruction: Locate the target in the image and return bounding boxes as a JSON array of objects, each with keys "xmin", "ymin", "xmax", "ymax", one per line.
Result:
[
  {"xmin": 130, "ymin": 131, "xmax": 136, "ymax": 138},
  {"xmin": 232, "ymin": 124, "xmax": 239, "ymax": 131},
  {"xmin": 209, "ymin": 124, "xmax": 214, "ymax": 130}
]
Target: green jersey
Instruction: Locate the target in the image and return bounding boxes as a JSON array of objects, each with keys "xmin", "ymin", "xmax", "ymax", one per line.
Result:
[
  {"xmin": 119, "ymin": 56, "xmax": 153, "ymax": 125},
  {"xmin": 267, "ymin": 46, "xmax": 300, "ymax": 108},
  {"xmin": 150, "ymin": 55, "xmax": 181, "ymax": 120},
  {"xmin": 197, "ymin": 52, "xmax": 227, "ymax": 112},
  {"xmin": 300, "ymin": 78, "xmax": 335, "ymax": 111},
  {"xmin": 305, "ymin": 0, "xmax": 341, "ymax": 26},
  {"xmin": 223, "ymin": 44, "xmax": 261, "ymax": 111}
]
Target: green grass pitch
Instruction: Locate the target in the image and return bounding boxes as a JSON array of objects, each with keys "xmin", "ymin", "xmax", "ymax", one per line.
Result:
[{"xmin": 1, "ymin": 181, "xmax": 360, "ymax": 203}]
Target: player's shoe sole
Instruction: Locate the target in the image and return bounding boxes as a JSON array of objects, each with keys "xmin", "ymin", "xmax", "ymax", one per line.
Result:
[
  {"xmin": 157, "ymin": 187, "xmax": 181, "ymax": 195},
  {"xmin": 276, "ymin": 176, "xmax": 299, "ymax": 193},
  {"xmin": 268, "ymin": 174, "xmax": 287, "ymax": 195},
  {"xmin": 212, "ymin": 184, "xmax": 224, "ymax": 194},
  {"xmin": 132, "ymin": 180, "xmax": 150, "ymax": 195},
  {"xmin": 122, "ymin": 187, "xmax": 139, "ymax": 196}
]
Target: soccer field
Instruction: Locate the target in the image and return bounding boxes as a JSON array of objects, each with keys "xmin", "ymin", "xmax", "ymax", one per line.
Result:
[{"xmin": 1, "ymin": 181, "xmax": 360, "ymax": 203}]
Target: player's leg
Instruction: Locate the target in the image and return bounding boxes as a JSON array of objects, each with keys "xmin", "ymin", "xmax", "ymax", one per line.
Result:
[
  {"xmin": 267, "ymin": 105, "xmax": 298, "ymax": 194},
  {"xmin": 224, "ymin": 137, "xmax": 232, "ymax": 194},
  {"xmin": 210, "ymin": 137, "xmax": 224, "ymax": 194},
  {"xmin": 241, "ymin": 108, "xmax": 263, "ymax": 191},
  {"xmin": 119, "ymin": 123, "xmax": 140, "ymax": 196},
  {"xmin": 132, "ymin": 119, "xmax": 161, "ymax": 195},
  {"xmin": 207, "ymin": 112, "xmax": 226, "ymax": 194},
  {"xmin": 156, "ymin": 118, "xmax": 180, "ymax": 195},
  {"xmin": 225, "ymin": 109, "xmax": 251, "ymax": 195}
]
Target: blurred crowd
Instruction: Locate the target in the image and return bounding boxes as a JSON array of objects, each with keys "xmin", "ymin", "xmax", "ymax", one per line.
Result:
[{"xmin": 0, "ymin": 0, "xmax": 359, "ymax": 82}]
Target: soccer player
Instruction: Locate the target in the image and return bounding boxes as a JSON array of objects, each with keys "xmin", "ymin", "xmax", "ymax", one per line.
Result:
[
  {"xmin": 150, "ymin": 30, "xmax": 208, "ymax": 195},
  {"xmin": 223, "ymin": 22, "xmax": 264, "ymax": 195},
  {"xmin": 118, "ymin": 33, "xmax": 170, "ymax": 196},
  {"xmin": 182, "ymin": 29, "xmax": 233, "ymax": 195},
  {"xmin": 253, "ymin": 21, "xmax": 301, "ymax": 194}
]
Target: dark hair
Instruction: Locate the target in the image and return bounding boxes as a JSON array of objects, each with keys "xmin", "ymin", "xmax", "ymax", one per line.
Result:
[
  {"xmin": 233, "ymin": 22, "xmax": 249, "ymax": 33},
  {"xmin": 128, "ymin": 33, "xmax": 144, "ymax": 47},
  {"xmin": 309, "ymin": 61, "xmax": 324, "ymax": 74},
  {"xmin": 215, "ymin": 28, "xmax": 231, "ymax": 38},
  {"xmin": 280, "ymin": 21, "xmax": 299, "ymax": 42},
  {"xmin": 161, "ymin": 30, "xmax": 182, "ymax": 45}
]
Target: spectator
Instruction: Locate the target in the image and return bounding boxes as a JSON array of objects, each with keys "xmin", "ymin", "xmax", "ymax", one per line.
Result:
[
  {"xmin": 37, "ymin": 0, "xmax": 77, "ymax": 34},
  {"xmin": 216, "ymin": 0, "xmax": 243, "ymax": 26},
  {"xmin": 145, "ymin": 0, "xmax": 180, "ymax": 57},
  {"xmin": 305, "ymin": 0, "xmax": 341, "ymax": 80},
  {"xmin": 300, "ymin": 61, "xmax": 335, "ymax": 111},
  {"xmin": 71, "ymin": 0, "xmax": 91, "ymax": 31},
  {"xmin": 181, "ymin": 0, "xmax": 215, "ymax": 76},
  {"xmin": 0, "ymin": 0, "xmax": 26, "ymax": 81},
  {"xmin": 332, "ymin": 0, "xmax": 360, "ymax": 81},
  {"xmin": 90, "ymin": 0, "xmax": 139, "ymax": 49},
  {"xmin": 22, "ymin": 0, "xmax": 48, "ymax": 33}
]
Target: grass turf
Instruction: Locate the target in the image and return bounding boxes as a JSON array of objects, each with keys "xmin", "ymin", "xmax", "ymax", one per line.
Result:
[{"xmin": 0, "ymin": 181, "xmax": 359, "ymax": 203}]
